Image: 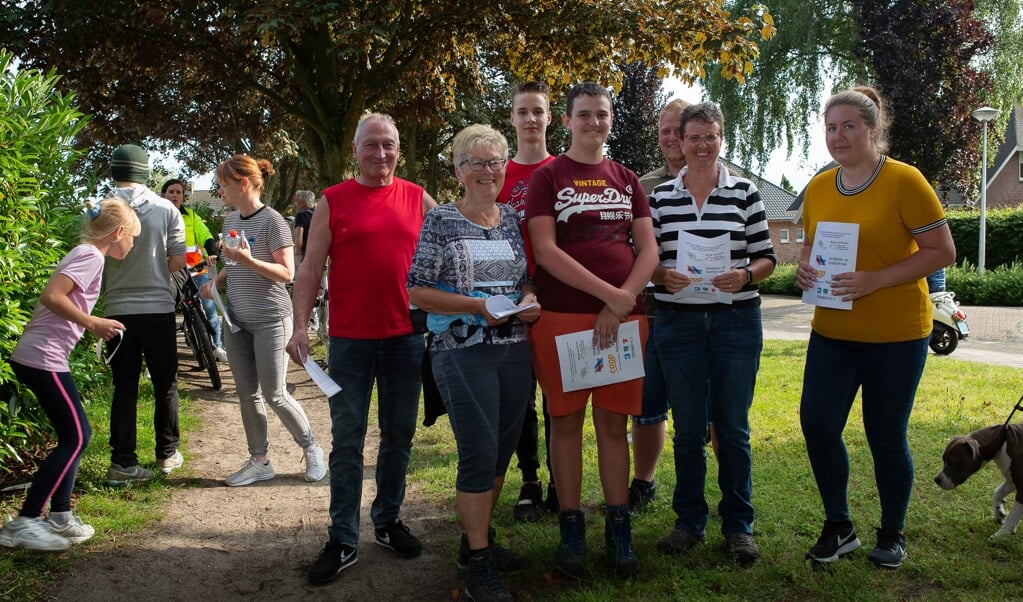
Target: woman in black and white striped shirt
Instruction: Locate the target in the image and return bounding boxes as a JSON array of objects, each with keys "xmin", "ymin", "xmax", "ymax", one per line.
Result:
[
  {"xmin": 201, "ymin": 155, "xmax": 326, "ymax": 488},
  {"xmin": 647, "ymin": 102, "xmax": 776, "ymax": 565}
]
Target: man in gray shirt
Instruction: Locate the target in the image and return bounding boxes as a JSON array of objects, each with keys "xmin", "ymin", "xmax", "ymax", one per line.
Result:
[{"xmin": 103, "ymin": 144, "xmax": 187, "ymax": 485}]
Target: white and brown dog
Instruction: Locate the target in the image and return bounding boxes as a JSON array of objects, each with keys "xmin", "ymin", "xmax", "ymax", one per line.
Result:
[{"xmin": 935, "ymin": 424, "xmax": 1023, "ymax": 540}]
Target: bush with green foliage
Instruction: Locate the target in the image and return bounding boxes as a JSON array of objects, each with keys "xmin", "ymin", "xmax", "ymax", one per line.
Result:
[
  {"xmin": 947, "ymin": 206, "xmax": 1023, "ymax": 270},
  {"xmin": 946, "ymin": 261, "xmax": 1023, "ymax": 306},
  {"xmin": 0, "ymin": 48, "xmax": 91, "ymax": 469},
  {"xmin": 758, "ymin": 262, "xmax": 801, "ymax": 296}
]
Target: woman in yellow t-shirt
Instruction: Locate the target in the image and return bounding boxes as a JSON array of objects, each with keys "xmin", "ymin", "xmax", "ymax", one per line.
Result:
[{"xmin": 796, "ymin": 86, "xmax": 955, "ymax": 570}]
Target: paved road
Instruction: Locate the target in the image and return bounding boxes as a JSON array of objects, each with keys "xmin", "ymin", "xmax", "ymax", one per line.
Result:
[{"xmin": 760, "ymin": 294, "xmax": 1023, "ymax": 368}]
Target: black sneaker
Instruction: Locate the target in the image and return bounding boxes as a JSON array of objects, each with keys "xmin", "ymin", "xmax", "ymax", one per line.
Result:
[
  {"xmin": 627, "ymin": 478, "xmax": 656, "ymax": 514},
  {"xmin": 806, "ymin": 520, "xmax": 861, "ymax": 563},
  {"xmin": 868, "ymin": 528, "xmax": 906, "ymax": 569},
  {"xmin": 513, "ymin": 480, "xmax": 543, "ymax": 522},
  {"xmin": 725, "ymin": 532, "xmax": 759, "ymax": 566},
  {"xmin": 465, "ymin": 549, "xmax": 513, "ymax": 602},
  {"xmin": 308, "ymin": 539, "xmax": 358, "ymax": 586},
  {"xmin": 656, "ymin": 527, "xmax": 705, "ymax": 555},
  {"xmin": 457, "ymin": 528, "xmax": 529, "ymax": 573},
  {"xmin": 374, "ymin": 518, "xmax": 422, "ymax": 558},
  {"xmin": 544, "ymin": 482, "xmax": 560, "ymax": 514}
]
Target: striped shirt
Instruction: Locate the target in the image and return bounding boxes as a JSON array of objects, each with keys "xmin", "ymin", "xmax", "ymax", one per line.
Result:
[
  {"xmin": 222, "ymin": 206, "xmax": 293, "ymax": 322},
  {"xmin": 650, "ymin": 162, "xmax": 776, "ymax": 305}
]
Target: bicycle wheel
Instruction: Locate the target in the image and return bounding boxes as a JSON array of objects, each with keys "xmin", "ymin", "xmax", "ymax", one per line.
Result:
[
  {"xmin": 189, "ymin": 304, "xmax": 222, "ymax": 390},
  {"xmin": 316, "ymin": 294, "xmax": 329, "ymax": 345},
  {"xmin": 182, "ymin": 309, "xmax": 203, "ymax": 368}
]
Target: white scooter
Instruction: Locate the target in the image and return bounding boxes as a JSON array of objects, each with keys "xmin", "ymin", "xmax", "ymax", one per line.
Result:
[{"xmin": 930, "ymin": 290, "xmax": 969, "ymax": 355}]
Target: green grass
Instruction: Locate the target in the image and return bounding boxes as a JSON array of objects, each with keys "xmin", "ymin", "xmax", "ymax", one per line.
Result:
[
  {"xmin": 4, "ymin": 341, "xmax": 1023, "ymax": 600},
  {"xmin": 410, "ymin": 341, "xmax": 1023, "ymax": 601},
  {"xmin": 0, "ymin": 373, "xmax": 197, "ymax": 602}
]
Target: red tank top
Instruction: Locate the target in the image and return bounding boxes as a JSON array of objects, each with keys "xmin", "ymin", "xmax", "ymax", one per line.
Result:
[{"xmin": 323, "ymin": 177, "xmax": 425, "ymax": 339}]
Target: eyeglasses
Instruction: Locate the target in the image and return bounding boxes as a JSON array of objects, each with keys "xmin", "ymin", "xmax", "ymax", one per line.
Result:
[
  {"xmin": 459, "ymin": 158, "xmax": 507, "ymax": 172},
  {"xmin": 683, "ymin": 133, "xmax": 721, "ymax": 144}
]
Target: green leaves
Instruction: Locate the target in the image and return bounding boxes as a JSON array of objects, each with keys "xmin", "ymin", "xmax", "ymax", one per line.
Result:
[{"xmin": 0, "ymin": 47, "xmax": 90, "ymax": 464}]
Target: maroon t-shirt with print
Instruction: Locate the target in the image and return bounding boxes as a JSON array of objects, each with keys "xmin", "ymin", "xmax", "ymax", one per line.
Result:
[{"xmin": 524, "ymin": 154, "xmax": 650, "ymax": 314}]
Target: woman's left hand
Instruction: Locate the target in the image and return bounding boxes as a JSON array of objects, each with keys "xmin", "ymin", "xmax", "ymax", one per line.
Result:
[
  {"xmin": 593, "ymin": 306, "xmax": 621, "ymax": 350},
  {"xmin": 516, "ymin": 296, "xmax": 541, "ymax": 324},
  {"xmin": 711, "ymin": 268, "xmax": 747, "ymax": 294},
  {"xmin": 830, "ymin": 270, "xmax": 880, "ymax": 301}
]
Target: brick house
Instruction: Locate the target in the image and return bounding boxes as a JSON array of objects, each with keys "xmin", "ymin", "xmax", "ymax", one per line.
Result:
[
  {"xmin": 720, "ymin": 159, "xmax": 802, "ymax": 263},
  {"xmin": 985, "ymin": 105, "xmax": 1023, "ymax": 209},
  {"xmin": 185, "ymin": 186, "xmax": 224, "ymax": 214}
]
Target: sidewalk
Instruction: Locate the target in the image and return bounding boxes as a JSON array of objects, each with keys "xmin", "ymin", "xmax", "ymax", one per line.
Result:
[{"xmin": 760, "ymin": 294, "xmax": 1023, "ymax": 368}]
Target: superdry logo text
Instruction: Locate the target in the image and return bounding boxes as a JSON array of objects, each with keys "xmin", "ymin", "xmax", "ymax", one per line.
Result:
[{"xmin": 554, "ymin": 185, "xmax": 634, "ymax": 222}]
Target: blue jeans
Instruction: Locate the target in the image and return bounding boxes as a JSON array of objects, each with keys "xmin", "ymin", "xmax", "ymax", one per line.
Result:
[
  {"xmin": 431, "ymin": 342, "xmax": 532, "ymax": 493},
  {"xmin": 655, "ymin": 304, "xmax": 762, "ymax": 536},
  {"xmin": 635, "ymin": 330, "xmax": 668, "ymax": 424},
  {"xmin": 326, "ymin": 334, "xmax": 424, "ymax": 547},
  {"xmin": 192, "ymin": 271, "xmax": 222, "ymax": 348},
  {"xmin": 800, "ymin": 332, "xmax": 928, "ymax": 531},
  {"xmin": 925, "ymin": 268, "xmax": 946, "ymax": 294}
]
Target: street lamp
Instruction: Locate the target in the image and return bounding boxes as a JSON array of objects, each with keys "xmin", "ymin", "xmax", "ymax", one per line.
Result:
[{"xmin": 972, "ymin": 106, "xmax": 1000, "ymax": 276}]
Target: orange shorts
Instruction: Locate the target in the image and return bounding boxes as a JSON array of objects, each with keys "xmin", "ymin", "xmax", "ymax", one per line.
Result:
[{"xmin": 529, "ymin": 310, "xmax": 648, "ymax": 417}]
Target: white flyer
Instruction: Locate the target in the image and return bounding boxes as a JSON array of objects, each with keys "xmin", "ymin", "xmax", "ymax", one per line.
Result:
[
  {"xmin": 555, "ymin": 320, "xmax": 644, "ymax": 393},
  {"xmin": 801, "ymin": 221, "xmax": 859, "ymax": 310},
  {"xmin": 485, "ymin": 294, "xmax": 537, "ymax": 319},
  {"xmin": 667, "ymin": 231, "xmax": 732, "ymax": 303},
  {"xmin": 209, "ymin": 288, "xmax": 240, "ymax": 333},
  {"xmin": 303, "ymin": 356, "xmax": 342, "ymax": 398}
]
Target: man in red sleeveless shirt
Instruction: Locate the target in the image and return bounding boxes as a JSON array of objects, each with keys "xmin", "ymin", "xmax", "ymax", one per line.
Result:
[{"xmin": 288, "ymin": 113, "xmax": 437, "ymax": 587}]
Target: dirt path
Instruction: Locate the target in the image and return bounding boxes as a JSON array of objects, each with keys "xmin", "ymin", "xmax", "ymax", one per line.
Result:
[{"xmin": 45, "ymin": 340, "xmax": 462, "ymax": 601}]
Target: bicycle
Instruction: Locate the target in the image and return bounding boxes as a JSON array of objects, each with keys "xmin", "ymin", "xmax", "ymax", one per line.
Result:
[
  {"xmin": 313, "ymin": 278, "xmax": 328, "ymax": 345},
  {"xmin": 174, "ymin": 268, "xmax": 222, "ymax": 390}
]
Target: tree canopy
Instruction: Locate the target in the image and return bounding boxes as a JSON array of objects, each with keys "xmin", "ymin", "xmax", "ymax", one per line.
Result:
[
  {"xmin": 703, "ymin": 0, "xmax": 1017, "ymax": 197},
  {"xmin": 608, "ymin": 62, "xmax": 666, "ymax": 176},
  {"xmin": 852, "ymin": 0, "xmax": 993, "ymax": 195},
  {"xmin": 1, "ymin": 0, "xmax": 775, "ymax": 198}
]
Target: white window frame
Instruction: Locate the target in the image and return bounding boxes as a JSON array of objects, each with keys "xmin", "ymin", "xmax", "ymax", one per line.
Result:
[
  {"xmin": 796, "ymin": 228, "xmax": 805, "ymax": 243},
  {"xmin": 779, "ymin": 229, "xmax": 790, "ymax": 244}
]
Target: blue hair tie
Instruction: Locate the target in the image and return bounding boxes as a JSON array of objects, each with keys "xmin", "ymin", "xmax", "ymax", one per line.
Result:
[{"xmin": 87, "ymin": 202, "xmax": 101, "ymax": 219}]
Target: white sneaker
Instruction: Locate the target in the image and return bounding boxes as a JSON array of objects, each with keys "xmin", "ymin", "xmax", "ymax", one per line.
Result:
[
  {"xmin": 304, "ymin": 443, "xmax": 327, "ymax": 482},
  {"xmin": 47, "ymin": 514, "xmax": 95, "ymax": 544},
  {"xmin": 215, "ymin": 347, "xmax": 228, "ymax": 363},
  {"xmin": 0, "ymin": 516, "xmax": 71, "ymax": 551},
  {"xmin": 156, "ymin": 450, "xmax": 184, "ymax": 474},
  {"xmin": 225, "ymin": 457, "xmax": 275, "ymax": 487}
]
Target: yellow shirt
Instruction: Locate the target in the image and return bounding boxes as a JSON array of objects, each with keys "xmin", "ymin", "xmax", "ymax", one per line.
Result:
[{"xmin": 803, "ymin": 157, "xmax": 946, "ymax": 343}]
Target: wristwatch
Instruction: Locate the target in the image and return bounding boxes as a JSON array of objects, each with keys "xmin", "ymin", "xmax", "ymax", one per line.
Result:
[{"xmin": 744, "ymin": 267, "xmax": 754, "ymax": 285}]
